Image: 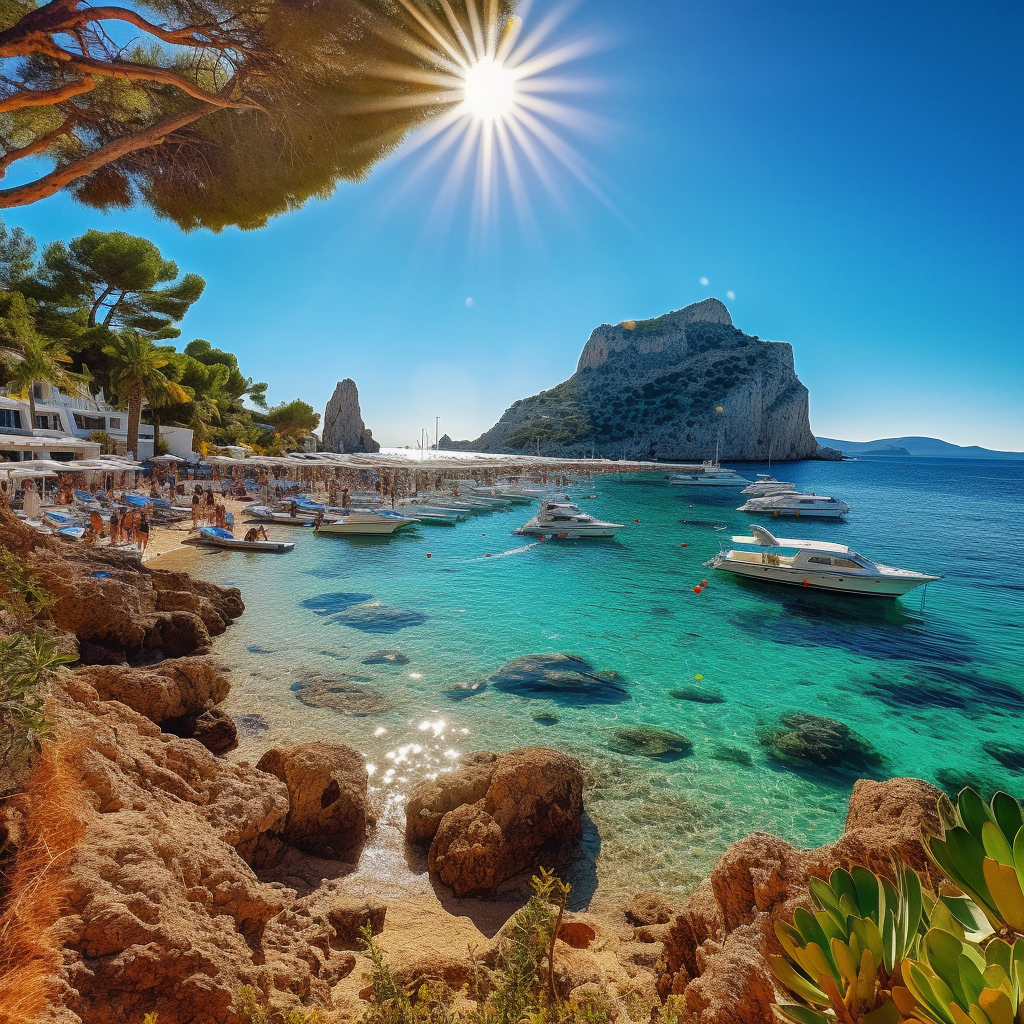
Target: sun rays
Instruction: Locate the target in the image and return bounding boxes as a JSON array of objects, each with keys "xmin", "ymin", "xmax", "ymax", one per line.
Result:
[{"xmin": 365, "ymin": 0, "xmax": 609, "ymax": 240}]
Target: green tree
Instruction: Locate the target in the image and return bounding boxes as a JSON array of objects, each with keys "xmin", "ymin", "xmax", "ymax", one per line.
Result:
[
  {"xmin": 183, "ymin": 338, "xmax": 264, "ymax": 407},
  {"xmin": 101, "ymin": 330, "xmax": 190, "ymax": 457},
  {"xmin": 0, "ymin": 215, "xmax": 35, "ymax": 289},
  {"xmin": 262, "ymin": 399, "xmax": 320, "ymax": 439},
  {"xmin": 0, "ymin": 0, "xmax": 516, "ymax": 230},
  {"xmin": 1, "ymin": 292, "xmax": 83, "ymax": 429},
  {"xmin": 32, "ymin": 229, "xmax": 204, "ymax": 339}
]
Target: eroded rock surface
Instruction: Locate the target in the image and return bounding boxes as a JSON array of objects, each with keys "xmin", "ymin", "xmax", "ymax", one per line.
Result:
[
  {"xmin": 406, "ymin": 748, "xmax": 584, "ymax": 895},
  {"xmin": 321, "ymin": 378, "xmax": 380, "ymax": 453},
  {"xmin": 655, "ymin": 777, "xmax": 944, "ymax": 1021}
]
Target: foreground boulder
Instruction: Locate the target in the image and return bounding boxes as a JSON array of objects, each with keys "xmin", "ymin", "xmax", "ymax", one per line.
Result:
[
  {"xmin": 256, "ymin": 742, "xmax": 369, "ymax": 862},
  {"xmin": 406, "ymin": 748, "xmax": 584, "ymax": 896},
  {"xmin": 656, "ymin": 777, "xmax": 943, "ymax": 1021}
]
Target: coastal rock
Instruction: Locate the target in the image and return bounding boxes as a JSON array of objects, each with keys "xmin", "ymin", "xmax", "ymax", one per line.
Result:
[
  {"xmin": 657, "ymin": 777, "xmax": 946, "ymax": 1015},
  {"xmin": 608, "ymin": 727, "xmax": 692, "ymax": 760},
  {"xmin": 326, "ymin": 895, "xmax": 387, "ymax": 949},
  {"xmin": 321, "ymin": 378, "xmax": 380, "ymax": 454},
  {"xmin": 29, "ymin": 678, "xmax": 340, "ymax": 1024},
  {"xmin": 188, "ymin": 706, "xmax": 239, "ymax": 753},
  {"xmin": 255, "ymin": 742, "xmax": 369, "ymax": 861},
  {"xmin": 490, "ymin": 653, "xmax": 630, "ymax": 704},
  {"xmin": 669, "ymin": 685, "xmax": 726, "ymax": 704},
  {"xmin": 291, "ymin": 672, "xmax": 391, "ymax": 715},
  {"xmin": 74, "ymin": 656, "xmax": 229, "ymax": 724},
  {"xmin": 445, "ymin": 298, "xmax": 819, "ymax": 461},
  {"xmin": 0, "ymin": 509, "xmax": 244, "ymax": 663},
  {"xmin": 406, "ymin": 748, "xmax": 584, "ymax": 895},
  {"xmin": 625, "ymin": 892, "xmax": 675, "ymax": 927},
  {"xmin": 758, "ymin": 712, "xmax": 882, "ymax": 771}
]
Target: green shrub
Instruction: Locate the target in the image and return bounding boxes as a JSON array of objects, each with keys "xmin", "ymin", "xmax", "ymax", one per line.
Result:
[{"xmin": 232, "ymin": 985, "xmax": 325, "ymax": 1024}]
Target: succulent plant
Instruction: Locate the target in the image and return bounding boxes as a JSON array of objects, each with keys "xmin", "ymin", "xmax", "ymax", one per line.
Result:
[
  {"xmin": 893, "ymin": 932, "xmax": 1024, "ymax": 1024},
  {"xmin": 921, "ymin": 789, "xmax": 1024, "ymax": 938},
  {"xmin": 769, "ymin": 864, "xmax": 928, "ymax": 1024}
]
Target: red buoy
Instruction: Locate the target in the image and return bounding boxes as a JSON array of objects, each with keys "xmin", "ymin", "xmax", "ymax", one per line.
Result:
[
  {"xmin": 426, "ymin": 553, "xmax": 432, "ymax": 558},
  {"xmin": 701, "ymin": 579, "xmax": 708, "ymax": 586},
  {"xmin": 693, "ymin": 585, "xmax": 702, "ymax": 594},
  {"xmin": 485, "ymin": 553, "xmax": 492, "ymax": 557},
  {"xmin": 634, "ymin": 518, "xmax": 639, "ymax": 523},
  {"xmin": 680, "ymin": 543, "xmax": 688, "ymax": 547}
]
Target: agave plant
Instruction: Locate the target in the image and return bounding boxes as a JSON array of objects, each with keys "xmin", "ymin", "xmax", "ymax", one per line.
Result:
[
  {"xmin": 769, "ymin": 864, "xmax": 928, "ymax": 1024},
  {"xmin": 921, "ymin": 789, "xmax": 1024, "ymax": 937},
  {"xmin": 893, "ymin": 931, "xmax": 1024, "ymax": 1024}
]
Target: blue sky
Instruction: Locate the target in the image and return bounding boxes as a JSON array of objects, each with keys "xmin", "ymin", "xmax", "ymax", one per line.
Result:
[{"xmin": 6, "ymin": 0, "xmax": 1023, "ymax": 450}]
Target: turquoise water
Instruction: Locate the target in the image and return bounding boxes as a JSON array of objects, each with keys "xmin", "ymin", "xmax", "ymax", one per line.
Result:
[{"xmin": 159, "ymin": 457, "xmax": 1024, "ymax": 908}]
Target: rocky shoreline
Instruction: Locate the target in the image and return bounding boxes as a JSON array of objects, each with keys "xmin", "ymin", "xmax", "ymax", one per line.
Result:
[{"xmin": 0, "ymin": 506, "xmax": 949, "ymax": 1023}]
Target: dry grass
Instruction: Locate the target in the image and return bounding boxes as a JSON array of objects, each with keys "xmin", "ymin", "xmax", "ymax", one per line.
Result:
[{"xmin": 0, "ymin": 738, "xmax": 85, "ymax": 1024}]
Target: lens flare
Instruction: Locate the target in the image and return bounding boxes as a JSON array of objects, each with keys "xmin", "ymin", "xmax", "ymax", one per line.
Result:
[{"xmin": 362, "ymin": 0, "xmax": 609, "ymax": 237}]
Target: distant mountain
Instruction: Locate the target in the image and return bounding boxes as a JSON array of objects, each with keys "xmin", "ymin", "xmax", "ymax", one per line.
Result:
[
  {"xmin": 816, "ymin": 436, "xmax": 1024, "ymax": 460},
  {"xmin": 447, "ymin": 298, "xmax": 821, "ymax": 461}
]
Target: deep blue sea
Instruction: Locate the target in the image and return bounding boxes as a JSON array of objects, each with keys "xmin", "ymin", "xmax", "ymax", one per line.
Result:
[{"xmin": 159, "ymin": 457, "xmax": 1024, "ymax": 908}]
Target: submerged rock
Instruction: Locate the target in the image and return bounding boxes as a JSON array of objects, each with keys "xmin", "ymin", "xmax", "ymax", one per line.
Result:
[
  {"xmin": 362, "ymin": 649, "xmax": 410, "ymax": 665},
  {"xmin": 292, "ymin": 673, "xmax": 390, "ymax": 715},
  {"xmin": 608, "ymin": 727, "xmax": 692, "ymax": 760},
  {"xmin": 335, "ymin": 602, "xmax": 426, "ymax": 634},
  {"xmin": 711, "ymin": 743, "xmax": 754, "ymax": 767},
  {"xmin": 983, "ymin": 742, "xmax": 1024, "ymax": 774},
  {"xmin": 758, "ymin": 712, "xmax": 881, "ymax": 771},
  {"xmin": 444, "ymin": 680, "xmax": 488, "ymax": 701},
  {"xmin": 533, "ymin": 712, "xmax": 560, "ymax": 726},
  {"xmin": 235, "ymin": 712, "xmax": 271, "ymax": 737},
  {"xmin": 490, "ymin": 653, "xmax": 630, "ymax": 704},
  {"xmin": 669, "ymin": 685, "xmax": 726, "ymax": 704},
  {"xmin": 405, "ymin": 748, "xmax": 584, "ymax": 896}
]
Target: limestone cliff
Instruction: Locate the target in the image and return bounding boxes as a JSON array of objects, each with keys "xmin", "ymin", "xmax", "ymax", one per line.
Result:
[
  {"xmin": 321, "ymin": 379, "xmax": 380, "ymax": 454},
  {"xmin": 453, "ymin": 298, "xmax": 821, "ymax": 461}
]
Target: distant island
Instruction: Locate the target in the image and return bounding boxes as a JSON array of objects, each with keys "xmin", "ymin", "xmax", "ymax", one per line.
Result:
[{"xmin": 816, "ymin": 435, "xmax": 1024, "ymax": 460}]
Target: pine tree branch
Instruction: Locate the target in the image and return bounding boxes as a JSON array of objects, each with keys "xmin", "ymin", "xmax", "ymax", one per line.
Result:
[
  {"xmin": 0, "ymin": 115, "xmax": 78, "ymax": 176},
  {"xmin": 0, "ymin": 105, "xmax": 209, "ymax": 208},
  {"xmin": 0, "ymin": 76, "xmax": 94, "ymax": 113}
]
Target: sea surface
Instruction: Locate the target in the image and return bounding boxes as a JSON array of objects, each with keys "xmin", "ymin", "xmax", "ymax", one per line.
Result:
[{"xmin": 158, "ymin": 457, "xmax": 1024, "ymax": 910}]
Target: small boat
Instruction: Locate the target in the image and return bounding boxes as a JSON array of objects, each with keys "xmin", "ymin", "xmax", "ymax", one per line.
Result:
[
  {"xmin": 669, "ymin": 463, "xmax": 750, "ymax": 487},
  {"xmin": 706, "ymin": 525, "xmax": 939, "ymax": 597},
  {"xmin": 185, "ymin": 526, "xmax": 294, "ymax": 553},
  {"xmin": 313, "ymin": 508, "xmax": 419, "ymax": 536},
  {"xmin": 518, "ymin": 501, "xmax": 624, "ymax": 538},
  {"xmin": 737, "ymin": 491, "xmax": 850, "ymax": 519},
  {"xmin": 740, "ymin": 473, "xmax": 796, "ymax": 496},
  {"xmin": 43, "ymin": 509, "xmax": 85, "ymax": 530},
  {"xmin": 469, "ymin": 486, "xmax": 534, "ymax": 505},
  {"xmin": 246, "ymin": 505, "xmax": 320, "ymax": 526}
]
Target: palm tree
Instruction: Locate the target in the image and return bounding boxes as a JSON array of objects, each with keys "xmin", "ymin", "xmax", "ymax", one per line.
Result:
[
  {"xmin": 4, "ymin": 336, "xmax": 84, "ymax": 433},
  {"xmin": 101, "ymin": 330, "xmax": 189, "ymax": 457}
]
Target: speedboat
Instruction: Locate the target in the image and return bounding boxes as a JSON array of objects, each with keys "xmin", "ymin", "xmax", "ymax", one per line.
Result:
[
  {"xmin": 185, "ymin": 526, "xmax": 294, "ymax": 553},
  {"xmin": 314, "ymin": 508, "xmax": 419, "ymax": 536},
  {"xmin": 518, "ymin": 502, "xmax": 624, "ymax": 538},
  {"xmin": 247, "ymin": 505, "xmax": 319, "ymax": 526},
  {"xmin": 740, "ymin": 473, "xmax": 796, "ymax": 496},
  {"xmin": 706, "ymin": 525, "xmax": 939, "ymax": 597},
  {"xmin": 737, "ymin": 491, "xmax": 850, "ymax": 518},
  {"xmin": 669, "ymin": 462, "xmax": 750, "ymax": 487}
]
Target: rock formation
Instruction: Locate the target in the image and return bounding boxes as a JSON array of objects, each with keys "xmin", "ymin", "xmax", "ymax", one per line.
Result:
[
  {"xmin": 654, "ymin": 777, "xmax": 944, "ymax": 1022},
  {"xmin": 450, "ymin": 298, "xmax": 824, "ymax": 461},
  {"xmin": 321, "ymin": 378, "xmax": 380, "ymax": 453},
  {"xmin": 405, "ymin": 748, "xmax": 585, "ymax": 895}
]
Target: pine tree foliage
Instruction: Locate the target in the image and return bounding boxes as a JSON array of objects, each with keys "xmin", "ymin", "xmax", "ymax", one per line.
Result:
[{"xmin": 0, "ymin": 0, "xmax": 515, "ymax": 229}]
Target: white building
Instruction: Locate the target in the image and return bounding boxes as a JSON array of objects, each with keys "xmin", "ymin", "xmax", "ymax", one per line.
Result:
[{"xmin": 0, "ymin": 384, "xmax": 195, "ymax": 462}]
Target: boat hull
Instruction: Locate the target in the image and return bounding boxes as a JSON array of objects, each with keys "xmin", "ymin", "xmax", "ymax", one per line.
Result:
[
  {"xmin": 712, "ymin": 558, "xmax": 932, "ymax": 597},
  {"xmin": 315, "ymin": 520, "xmax": 407, "ymax": 536},
  {"xmin": 185, "ymin": 536, "xmax": 294, "ymax": 552},
  {"xmin": 519, "ymin": 524, "xmax": 621, "ymax": 538},
  {"xmin": 739, "ymin": 507, "xmax": 848, "ymax": 518}
]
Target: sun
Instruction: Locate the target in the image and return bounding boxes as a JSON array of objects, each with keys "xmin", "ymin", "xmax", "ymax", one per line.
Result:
[{"xmin": 461, "ymin": 56, "xmax": 516, "ymax": 121}]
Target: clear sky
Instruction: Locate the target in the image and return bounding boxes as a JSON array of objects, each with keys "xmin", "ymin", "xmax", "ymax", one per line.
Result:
[{"xmin": 6, "ymin": 0, "xmax": 1023, "ymax": 450}]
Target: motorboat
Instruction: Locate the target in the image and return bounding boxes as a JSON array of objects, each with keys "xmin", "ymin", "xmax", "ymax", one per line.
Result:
[
  {"xmin": 706, "ymin": 525, "xmax": 940, "ymax": 597},
  {"xmin": 669, "ymin": 462, "xmax": 750, "ymax": 487},
  {"xmin": 314, "ymin": 508, "xmax": 419, "ymax": 536},
  {"xmin": 469, "ymin": 486, "xmax": 534, "ymax": 505},
  {"xmin": 184, "ymin": 526, "xmax": 294, "ymax": 553},
  {"xmin": 737, "ymin": 491, "xmax": 850, "ymax": 518},
  {"xmin": 247, "ymin": 505, "xmax": 319, "ymax": 526},
  {"xmin": 518, "ymin": 502, "xmax": 624, "ymax": 538},
  {"xmin": 740, "ymin": 473, "xmax": 796, "ymax": 496}
]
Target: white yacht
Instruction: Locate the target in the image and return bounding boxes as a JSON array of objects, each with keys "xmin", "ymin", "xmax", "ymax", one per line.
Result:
[
  {"xmin": 519, "ymin": 502, "xmax": 624, "ymax": 538},
  {"xmin": 737, "ymin": 491, "xmax": 849, "ymax": 518},
  {"xmin": 740, "ymin": 473, "xmax": 796, "ymax": 496},
  {"xmin": 314, "ymin": 508, "xmax": 419, "ymax": 536},
  {"xmin": 669, "ymin": 462, "xmax": 751, "ymax": 487},
  {"xmin": 707, "ymin": 525, "xmax": 939, "ymax": 597}
]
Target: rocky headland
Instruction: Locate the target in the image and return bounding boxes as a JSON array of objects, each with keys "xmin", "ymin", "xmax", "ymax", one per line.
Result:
[
  {"xmin": 321, "ymin": 379, "xmax": 380, "ymax": 454},
  {"xmin": 445, "ymin": 298, "xmax": 836, "ymax": 461},
  {"xmin": 0, "ymin": 506, "xmax": 966, "ymax": 1022}
]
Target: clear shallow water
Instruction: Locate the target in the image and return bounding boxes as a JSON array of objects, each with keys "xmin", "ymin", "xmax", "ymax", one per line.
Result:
[{"xmin": 159, "ymin": 457, "xmax": 1024, "ymax": 910}]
